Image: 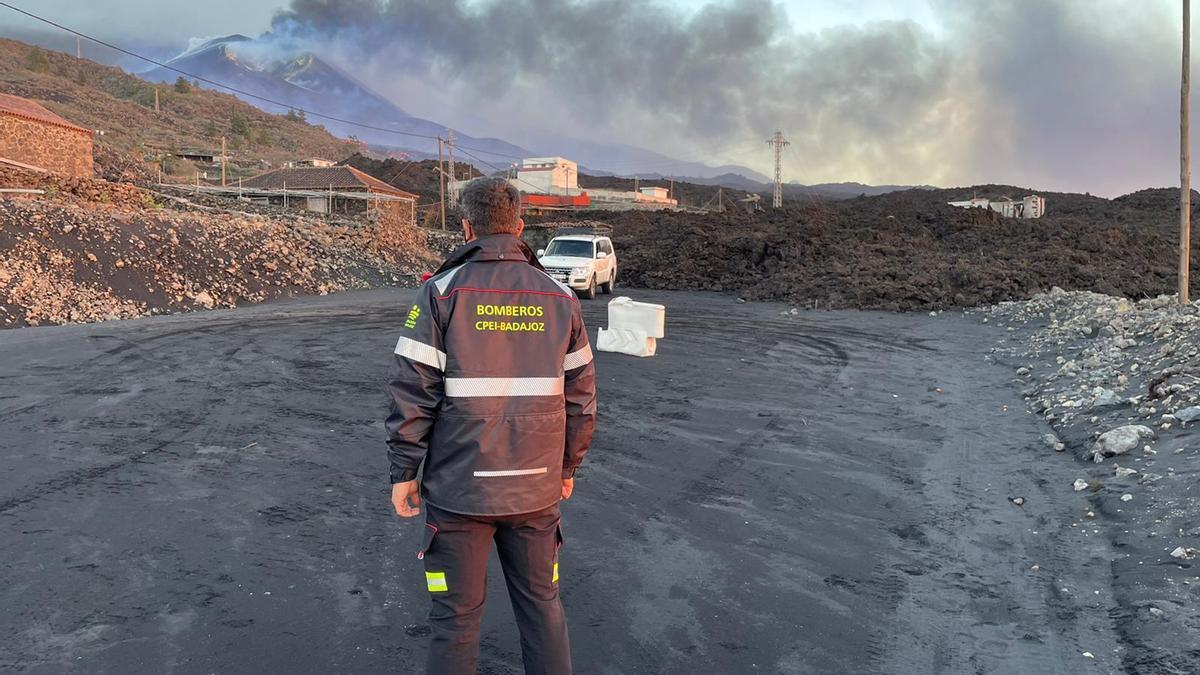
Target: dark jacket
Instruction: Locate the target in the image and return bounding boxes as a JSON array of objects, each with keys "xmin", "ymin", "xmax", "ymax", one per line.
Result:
[{"xmin": 386, "ymin": 234, "xmax": 598, "ymax": 516}]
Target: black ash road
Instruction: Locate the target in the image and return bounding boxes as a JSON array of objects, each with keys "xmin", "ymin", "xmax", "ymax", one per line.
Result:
[{"xmin": 0, "ymin": 290, "xmax": 1123, "ymax": 674}]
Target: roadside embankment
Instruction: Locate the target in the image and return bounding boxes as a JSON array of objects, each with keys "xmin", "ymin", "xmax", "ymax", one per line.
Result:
[
  {"xmin": 0, "ymin": 167, "xmax": 439, "ymax": 327},
  {"xmin": 983, "ymin": 288, "xmax": 1200, "ymax": 673}
]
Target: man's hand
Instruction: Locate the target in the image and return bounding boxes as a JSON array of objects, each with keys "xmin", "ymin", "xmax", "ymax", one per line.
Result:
[
  {"xmin": 561, "ymin": 477, "xmax": 574, "ymax": 501},
  {"xmin": 392, "ymin": 480, "xmax": 422, "ymax": 517}
]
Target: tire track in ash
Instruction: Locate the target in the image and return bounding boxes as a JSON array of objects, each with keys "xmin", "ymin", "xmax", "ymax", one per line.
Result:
[
  {"xmin": 1, "ymin": 303, "xmax": 413, "ymax": 672},
  {"xmin": 584, "ymin": 299, "xmax": 953, "ymax": 672},
  {"xmin": 0, "ymin": 311, "xmax": 397, "ymax": 512}
]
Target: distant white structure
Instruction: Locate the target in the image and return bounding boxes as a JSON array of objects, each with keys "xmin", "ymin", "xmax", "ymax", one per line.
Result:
[
  {"xmin": 514, "ymin": 157, "xmax": 580, "ymax": 195},
  {"xmin": 289, "ymin": 158, "xmax": 336, "ymax": 168},
  {"xmin": 948, "ymin": 194, "xmax": 1045, "ymax": 219},
  {"xmin": 1022, "ymin": 194, "xmax": 1045, "ymax": 218},
  {"xmin": 447, "ymin": 154, "xmax": 680, "ymax": 211},
  {"xmin": 588, "ymin": 187, "xmax": 678, "ymax": 209}
]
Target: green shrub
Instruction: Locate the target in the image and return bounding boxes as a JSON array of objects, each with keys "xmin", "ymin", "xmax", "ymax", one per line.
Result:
[{"xmin": 25, "ymin": 47, "xmax": 48, "ymax": 72}]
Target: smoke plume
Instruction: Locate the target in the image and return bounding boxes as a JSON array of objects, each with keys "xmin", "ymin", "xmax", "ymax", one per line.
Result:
[{"xmin": 261, "ymin": 0, "xmax": 1181, "ymax": 194}]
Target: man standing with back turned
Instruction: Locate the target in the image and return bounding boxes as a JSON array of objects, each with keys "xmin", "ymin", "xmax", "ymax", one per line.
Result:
[{"xmin": 386, "ymin": 177, "xmax": 597, "ymax": 674}]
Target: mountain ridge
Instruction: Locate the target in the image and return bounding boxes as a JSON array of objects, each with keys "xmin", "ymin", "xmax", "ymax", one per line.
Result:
[{"xmin": 139, "ymin": 34, "xmax": 780, "ymax": 182}]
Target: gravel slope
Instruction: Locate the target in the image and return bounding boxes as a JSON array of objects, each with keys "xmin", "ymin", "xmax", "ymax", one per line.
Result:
[{"xmin": 984, "ymin": 289, "xmax": 1200, "ymax": 673}]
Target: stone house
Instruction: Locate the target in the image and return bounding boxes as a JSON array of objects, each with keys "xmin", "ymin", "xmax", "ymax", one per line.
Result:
[
  {"xmin": 0, "ymin": 92, "xmax": 93, "ymax": 178},
  {"xmin": 240, "ymin": 165, "xmax": 417, "ymax": 227}
]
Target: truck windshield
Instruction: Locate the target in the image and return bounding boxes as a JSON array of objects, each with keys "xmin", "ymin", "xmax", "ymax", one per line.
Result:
[{"xmin": 544, "ymin": 240, "xmax": 594, "ymax": 258}]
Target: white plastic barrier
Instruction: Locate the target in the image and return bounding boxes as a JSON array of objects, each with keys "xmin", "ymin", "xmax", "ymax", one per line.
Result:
[
  {"xmin": 596, "ymin": 297, "xmax": 665, "ymax": 357},
  {"xmin": 596, "ymin": 327, "xmax": 657, "ymax": 357},
  {"xmin": 607, "ymin": 297, "xmax": 665, "ymax": 338}
]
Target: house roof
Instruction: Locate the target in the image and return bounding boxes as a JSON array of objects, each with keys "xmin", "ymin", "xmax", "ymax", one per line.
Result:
[
  {"xmin": 0, "ymin": 93, "xmax": 92, "ymax": 135},
  {"xmin": 240, "ymin": 165, "xmax": 416, "ymax": 199}
]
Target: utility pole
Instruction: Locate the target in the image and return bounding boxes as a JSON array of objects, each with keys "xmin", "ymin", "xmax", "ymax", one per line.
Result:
[
  {"xmin": 154, "ymin": 87, "xmax": 160, "ymax": 113},
  {"xmin": 1182, "ymin": 0, "xmax": 1193, "ymax": 304},
  {"xmin": 437, "ymin": 135, "xmax": 446, "ymax": 231},
  {"xmin": 220, "ymin": 136, "xmax": 227, "ymax": 187},
  {"xmin": 75, "ymin": 35, "xmax": 81, "ymax": 59},
  {"xmin": 445, "ymin": 129, "xmax": 456, "ymax": 203},
  {"xmin": 718, "ymin": 187, "xmax": 724, "ymax": 213},
  {"xmin": 767, "ymin": 131, "xmax": 790, "ymax": 208}
]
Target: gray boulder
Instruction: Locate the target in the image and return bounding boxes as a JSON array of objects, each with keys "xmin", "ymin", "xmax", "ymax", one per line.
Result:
[
  {"xmin": 1174, "ymin": 406, "xmax": 1200, "ymax": 424},
  {"xmin": 1091, "ymin": 389, "xmax": 1125, "ymax": 410},
  {"xmin": 1090, "ymin": 425, "xmax": 1155, "ymax": 462}
]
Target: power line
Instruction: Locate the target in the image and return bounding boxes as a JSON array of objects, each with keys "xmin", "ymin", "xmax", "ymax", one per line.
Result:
[
  {"xmin": 0, "ymin": 2, "xmax": 767, "ymax": 191},
  {"xmin": 0, "ymin": 1, "xmax": 525, "ymax": 162},
  {"xmin": 453, "ymin": 145, "xmax": 556, "ymax": 196}
]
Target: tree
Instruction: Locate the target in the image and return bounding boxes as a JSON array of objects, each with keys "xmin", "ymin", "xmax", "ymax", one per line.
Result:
[
  {"xmin": 174, "ymin": 77, "xmax": 192, "ymax": 94},
  {"xmin": 230, "ymin": 114, "xmax": 250, "ymax": 136},
  {"xmin": 203, "ymin": 120, "xmax": 219, "ymax": 138}
]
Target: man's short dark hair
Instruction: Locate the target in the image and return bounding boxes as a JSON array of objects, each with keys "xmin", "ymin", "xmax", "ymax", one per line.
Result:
[{"xmin": 459, "ymin": 177, "xmax": 521, "ymax": 235}]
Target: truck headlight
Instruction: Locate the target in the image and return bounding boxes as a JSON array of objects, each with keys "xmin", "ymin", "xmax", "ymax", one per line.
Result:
[{"xmin": 571, "ymin": 267, "xmax": 589, "ymax": 276}]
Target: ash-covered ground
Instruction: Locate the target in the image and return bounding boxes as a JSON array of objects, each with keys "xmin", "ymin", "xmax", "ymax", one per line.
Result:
[{"xmin": 0, "ymin": 289, "xmax": 1131, "ymax": 674}]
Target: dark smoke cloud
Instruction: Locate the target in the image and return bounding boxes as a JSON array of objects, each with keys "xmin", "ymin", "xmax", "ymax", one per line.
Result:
[
  {"xmin": 264, "ymin": 0, "xmax": 1182, "ymax": 194},
  {"xmin": 267, "ymin": 0, "xmax": 957, "ymax": 183}
]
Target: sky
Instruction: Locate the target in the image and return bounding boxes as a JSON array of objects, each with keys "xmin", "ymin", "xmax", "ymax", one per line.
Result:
[{"xmin": 0, "ymin": 0, "xmax": 1191, "ymax": 195}]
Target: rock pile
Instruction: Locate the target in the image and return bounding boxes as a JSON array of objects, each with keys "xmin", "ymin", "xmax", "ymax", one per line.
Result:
[
  {"xmin": 527, "ymin": 186, "xmax": 1197, "ymax": 311},
  {"xmin": 983, "ymin": 288, "xmax": 1200, "ymax": 671},
  {"xmin": 0, "ymin": 171, "xmax": 437, "ymax": 327},
  {"xmin": 984, "ymin": 288, "xmax": 1200, "ymax": 432}
]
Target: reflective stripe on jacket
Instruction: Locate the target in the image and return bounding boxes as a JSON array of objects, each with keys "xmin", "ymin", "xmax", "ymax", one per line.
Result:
[{"xmin": 386, "ymin": 234, "xmax": 598, "ymax": 516}]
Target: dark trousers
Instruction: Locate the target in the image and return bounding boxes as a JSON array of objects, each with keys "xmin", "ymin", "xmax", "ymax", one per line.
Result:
[{"xmin": 420, "ymin": 502, "xmax": 571, "ymax": 675}]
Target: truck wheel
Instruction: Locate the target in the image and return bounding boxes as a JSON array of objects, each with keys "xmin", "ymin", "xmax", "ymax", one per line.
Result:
[
  {"xmin": 579, "ymin": 276, "xmax": 597, "ymax": 300},
  {"xmin": 601, "ymin": 270, "xmax": 616, "ymax": 294}
]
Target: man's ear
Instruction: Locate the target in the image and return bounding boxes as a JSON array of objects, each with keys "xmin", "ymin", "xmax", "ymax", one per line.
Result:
[
  {"xmin": 462, "ymin": 218, "xmax": 474, "ymax": 242},
  {"xmin": 515, "ymin": 217, "xmax": 525, "ymax": 237}
]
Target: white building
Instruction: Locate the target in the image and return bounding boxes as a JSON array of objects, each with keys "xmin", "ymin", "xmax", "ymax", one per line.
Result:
[
  {"xmin": 1022, "ymin": 195, "xmax": 1045, "ymax": 218},
  {"xmin": 947, "ymin": 195, "xmax": 1046, "ymax": 219},
  {"xmin": 289, "ymin": 158, "xmax": 336, "ymax": 168},
  {"xmin": 588, "ymin": 186, "xmax": 678, "ymax": 210},
  {"xmin": 515, "ymin": 157, "xmax": 580, "ymax": 195}
]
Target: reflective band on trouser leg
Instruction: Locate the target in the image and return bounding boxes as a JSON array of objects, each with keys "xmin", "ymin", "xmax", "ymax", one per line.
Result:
[
  {"xmin": 444, "ymin": 377, "xmax": 564, "ymax": 398},
  {"xmin": 426, "ymin": 571, "xmax": 448, "ymax": 592},
  {"xmin": 394, "ymin": 336, "xmax": 447, "ymax": 371},
  {"xmin": 563, "ymin": 344, "xmax": 593, "ymax": 371},
  {"xmin": 552, "ymin": 562, "xmax": 559, "ymax": 584}
]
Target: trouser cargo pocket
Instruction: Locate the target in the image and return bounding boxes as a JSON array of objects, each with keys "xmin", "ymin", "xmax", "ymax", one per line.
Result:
[
  {"xmin": 417, "ymin": 523, "xmax": 437, "ymax": 560},
  {"xmin": 553, "ymin": 523, "xmax": 563, "ymax": 584}
]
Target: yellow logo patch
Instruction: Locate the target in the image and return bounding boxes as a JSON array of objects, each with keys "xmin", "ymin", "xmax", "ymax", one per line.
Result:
[{"xmin": 404, "ymin": 304, "xmax": 421, "ymax": 329}]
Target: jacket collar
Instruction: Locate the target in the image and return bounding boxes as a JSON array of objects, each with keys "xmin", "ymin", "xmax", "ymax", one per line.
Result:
[{"xmin": 436, "ymin": 234, "xmax": 545, "ymax": 274}]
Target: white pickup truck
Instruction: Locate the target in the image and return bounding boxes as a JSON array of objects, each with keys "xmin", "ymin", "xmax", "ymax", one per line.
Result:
[{"xmin": 537, "ymin": 233, "xmax": 617, "ymax": 300}]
